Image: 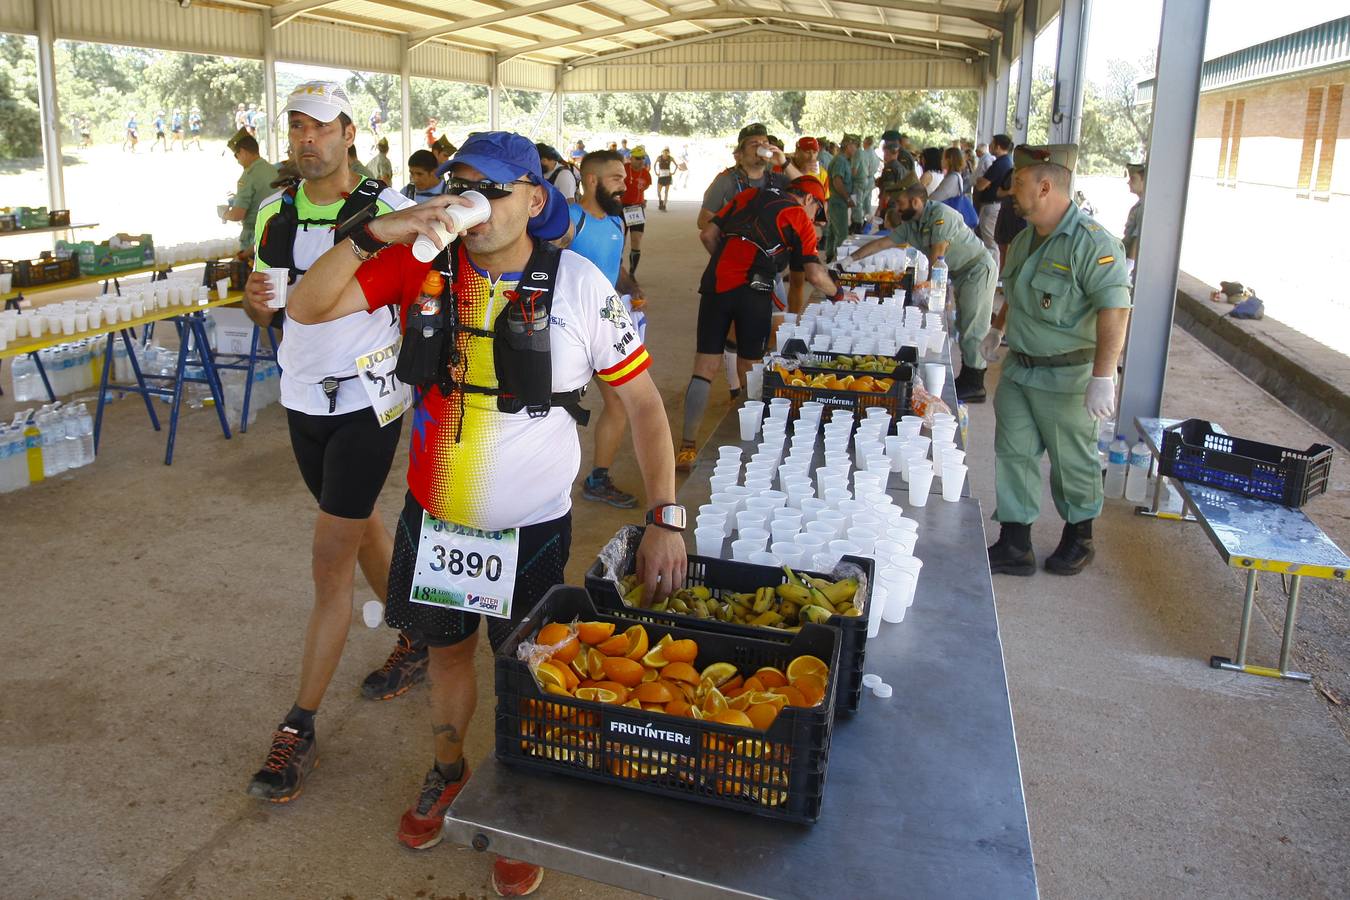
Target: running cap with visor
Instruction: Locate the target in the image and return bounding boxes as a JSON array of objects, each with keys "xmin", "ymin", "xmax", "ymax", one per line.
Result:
[
  {"xmin": 283, "ymin": 81, "xmax": 355, "ymax": 124},
  {"xmin": 435, "ymin": 130, "xmax": 570, "ymax": 241},
  {"xmin": 737, "ymin": 122, "xmax": 769, "ymax": 147}
]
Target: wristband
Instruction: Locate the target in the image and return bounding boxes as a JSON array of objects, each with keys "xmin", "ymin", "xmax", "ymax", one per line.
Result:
[
  {"xmin": 348, "ymin": 222, "xmax": 389, "ymax": 257},
  {"xmin": 831, "ymin": 288, "xmax": 846, "ymax": 303}
]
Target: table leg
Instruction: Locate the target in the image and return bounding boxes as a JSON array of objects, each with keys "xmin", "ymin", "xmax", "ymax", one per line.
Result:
[
  {"xmin": 1235, "ymin": 569, "xmax": 1257, "ymax": 666},
  {"xmin": 93, "ymin": 331, "xmax": 115, "ymax": 452},
  {"xmin": 1210, "ymin": 569, "xmax": 1312, "ymax": 683},
  {"xmin": 1277, "ymin": 575, "xmax": 1308, "ymax": 679},
  {"xmin": 241, "ymin": 325, "xmax": 261, "ymax": 434},
  {"xmin": 122, "ymin": 328, "xmax": 161, "ymax": 432},
  {"xmin": 192, "ymin": 314, "xmax": 232, "ymax": 440},
  {"xmin": 165, "ymin": 321, "xmax": 190, "ymax": 466}
]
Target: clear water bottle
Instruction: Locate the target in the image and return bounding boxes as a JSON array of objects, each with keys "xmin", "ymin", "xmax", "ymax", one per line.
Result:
[
  {"xmin": 10, "ymin": 354, "xmax": 36, "ymax": 402},
  {"xmin": 929, "ymin": 256, "xmax": 948, "ymax": 312},
  {"xmin": 76, "ymin": 403, "xmax": 96, "ymax": 467},
  {"xmin": 1104, "ymin": 434, "xmax": 1129, "ymax": 499},
  {"xmin": 1097, "ymin": 417, "xmax": 1116, "ymax": 466},
  {"xmin": 0, "ymin": 425, "xmax": 16, "ymax": 492},
  {"xmin": 1124, "ymin": 439, "xmax": 1151, "ymax": 503},
  {"xmin": 62, "ymin": 406, "xmax": 83, "ymax": 470},
  {"xmin": 39, "ymin": 410, "xmax": 64, "ymax": 477}
]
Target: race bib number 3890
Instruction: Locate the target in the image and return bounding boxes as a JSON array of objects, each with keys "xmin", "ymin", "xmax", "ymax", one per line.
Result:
[{"xmin": 409, "ymin": 513, "xmax": 519, "ymax": 619}]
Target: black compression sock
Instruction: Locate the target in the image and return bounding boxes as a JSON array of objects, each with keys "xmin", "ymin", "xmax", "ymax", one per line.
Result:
[
  {"xmin": 284, "ymin": 704, "xmax": 316, "ymax": 734},
  {"xmin": 435, "ymin": 758, "xmax": 464, "ymax": 782},
  {"xmin": 589, "ymin": 467, "xmax": 608, "ymax": 482},
  {"xmin": 629, "ymin": 250, "xmax": 641, "ymax": 274}
]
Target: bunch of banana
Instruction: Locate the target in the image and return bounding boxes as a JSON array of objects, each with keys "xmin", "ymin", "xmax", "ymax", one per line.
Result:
[
  {"xmin": 829, "ymin": 354, "xmax": 897, "ymax": 373},
  {"xmin": 614, "ymin": 568, "xmax": 862, "ymax": 629}
]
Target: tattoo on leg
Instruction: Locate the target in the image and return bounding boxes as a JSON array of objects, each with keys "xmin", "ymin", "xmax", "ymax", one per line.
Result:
[{"xmin": 432, "ymin": 723, "xmax": 462, "ymax": 742}]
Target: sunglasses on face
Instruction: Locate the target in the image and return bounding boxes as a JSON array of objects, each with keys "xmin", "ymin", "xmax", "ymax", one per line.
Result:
[{"xmin": 446, "ymin": 176, "xmax": 534, "ymax": 200}]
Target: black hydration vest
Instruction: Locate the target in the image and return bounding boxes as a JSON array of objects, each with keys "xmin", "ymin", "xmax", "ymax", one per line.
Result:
[
  {"xmin": 395, "ymin": 241, "xmax": 589, "ymax": 437},
  {"xmin": 256, "ymin": 178, "xmax": 385, "ymax": 282},
  {"xmin": 700, "ymin": 186, "xmax": 799, "ymax": 295}
]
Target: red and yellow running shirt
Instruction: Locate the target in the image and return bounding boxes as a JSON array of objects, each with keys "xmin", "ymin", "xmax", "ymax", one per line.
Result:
[{"xmin": 357, "ymin": 243, "xmax": 650, "ymax": 530}]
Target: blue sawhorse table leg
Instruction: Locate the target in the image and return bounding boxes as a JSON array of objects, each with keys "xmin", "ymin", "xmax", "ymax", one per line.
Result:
[
  {"xmin": 94, "ymin": 328, "xmax": 162, "ymax": 453},
  {"xmin": 164, "ymin": 311, "xmax": 231, "ymax": 465},
  {"xmin": 238, "ymin": 323, "xmax": 279, "ymax": 433}
]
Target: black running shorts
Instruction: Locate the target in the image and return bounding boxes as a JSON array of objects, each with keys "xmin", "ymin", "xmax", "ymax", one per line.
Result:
[
  {"xmin": 286, "ymin": 406, "xmax": 403, "ymax": 520},
  {"xmin": 658, "ymin": 176, "xmax": 673, "ymax": 186},
  {"xmin": 384, "ymin": 492, "xmax": 571, "ymax": 650},
  {"xmin": 695, "ymin": 287, "xmax": 775, "ymax": 359}
]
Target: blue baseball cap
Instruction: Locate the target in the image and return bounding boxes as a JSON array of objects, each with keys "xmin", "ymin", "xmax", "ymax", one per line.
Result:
[{"xmin": 434, "ymin": 131, "xmax": 570, "ymax": 241}]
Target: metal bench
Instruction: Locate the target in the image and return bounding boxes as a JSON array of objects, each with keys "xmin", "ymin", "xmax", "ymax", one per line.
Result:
[{"xmin": 1134, "ymin": 417, "xmax": 1348, "ymax": 683}]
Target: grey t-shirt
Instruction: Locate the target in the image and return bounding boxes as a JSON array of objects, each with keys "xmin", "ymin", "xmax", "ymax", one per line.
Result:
[{"xmin": 701, "ymin": 166, "xmax": 787, "ymax": 214}]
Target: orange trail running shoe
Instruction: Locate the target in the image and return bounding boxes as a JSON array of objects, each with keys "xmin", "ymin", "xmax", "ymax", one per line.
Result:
[
  {"xmin": 397, "ymin": 762, "xmax": 472, "ymax": 850},
  {"xmin": 246, "ymin": 724, "xmax": 317, "ymax": 803},
  {"xmin": 361, "ymin": 631, "xmax": 428, "ymax": 700},
  {"xmin": 675, "ymin": 443, "xmax": 698, "ymax": 473},
  {"xmin": 492, "ymin": 857, "xmax": 544, "ymax": 896}
]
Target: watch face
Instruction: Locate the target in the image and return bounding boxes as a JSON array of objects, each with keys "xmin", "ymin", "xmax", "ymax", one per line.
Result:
[{"xmin": 665, "ymin": 505, "xmax": 686, "ymax": 530}]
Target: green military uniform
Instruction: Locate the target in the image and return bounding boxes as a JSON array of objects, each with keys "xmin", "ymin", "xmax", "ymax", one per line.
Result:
[
  {"xmin": 826, "ymin": 149, "xmax": 855, "ymax": 257},
  {"xmin": 232, "ymin": 156, "xmax": 280, "ymax": 252},
  {"xmin": 888, "ymin": 200, "xmax": 995, "ymax": 371},
  {"xmin": 994, "ymin": 146, "xmax": 1132, "ymax": 527}
]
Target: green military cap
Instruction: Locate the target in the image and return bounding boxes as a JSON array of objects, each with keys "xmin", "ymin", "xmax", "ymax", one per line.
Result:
[
  {"xmin": 431, "ymin": 135, "xmax": 458, "ymax": 155},
  {"xmin": 842, "ymin": 133, "xmax": 862, "ymax": 146},
  {"xmin": 226, "ymin": 127, "xmax": 252, "ymax": 151},
  {"xmin": 1013, "ymin": 143, "xmax": 1078, "ymax": 173}
]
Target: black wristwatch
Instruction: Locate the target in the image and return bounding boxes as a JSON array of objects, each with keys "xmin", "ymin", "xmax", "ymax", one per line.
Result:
[
  {"xmin": 645, "ymin": 504, "xmax": 687, "ymax": 532},
  {"xmin": 348, "ymin": 222, "xmax": 389, "ymax": 260}
]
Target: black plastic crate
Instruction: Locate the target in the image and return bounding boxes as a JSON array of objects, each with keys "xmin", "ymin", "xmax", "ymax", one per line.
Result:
[
  {"xmin": 834, "ymin": 267, "xmax": 915, "ymax": 301},
  {"xmin": 1160, "ymin": 419, "xmax": 1332, "ymax": 507},
  {"xmin": 47, "ymin": 209, "xmax": 70, "ymax": 227},
  {"xmin": 585, "ymin": 525, "xmax": 873, "ymax": 714},
  {"xmin": 763, "ymin": 364, "xmax": 912, "ymax": 426},
  {"xmin": 496, "ymin": 586, "xmax": 840, "ymax": 824},
  {"xmin": 14, "ymin": 254, "xmax": 79, "ymax": 287},
  {"xmin": 781, "ymin": 337, "xmax": 918, "ymax": 371}
]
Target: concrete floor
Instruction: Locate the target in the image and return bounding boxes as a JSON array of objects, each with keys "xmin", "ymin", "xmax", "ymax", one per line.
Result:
[{"xmin": 1, "ymin": 200, "xmax": 1347, "ymax": 899}]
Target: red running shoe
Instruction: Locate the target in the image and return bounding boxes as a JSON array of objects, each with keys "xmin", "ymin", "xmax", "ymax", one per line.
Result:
[
  {"xmin": 492, "ymin": 857, "xmax": 544, "ymax": 896},
  {"xmin": 396, "ymin": 762, "xmax": 471, "ymax": 850}
]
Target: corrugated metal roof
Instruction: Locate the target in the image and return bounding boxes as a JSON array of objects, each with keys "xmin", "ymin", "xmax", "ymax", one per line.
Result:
[{"xmin": 1137, "ymin": 15, "xmax": 1350, "ymax": 104}]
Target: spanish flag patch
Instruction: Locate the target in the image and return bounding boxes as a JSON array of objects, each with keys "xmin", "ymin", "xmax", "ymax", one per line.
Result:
[{"xmin": 1097, "ymin": 255, "xmax": 1115, "ymax": 265}]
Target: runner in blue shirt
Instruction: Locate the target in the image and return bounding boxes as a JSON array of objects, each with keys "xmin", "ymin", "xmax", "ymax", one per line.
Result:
[{"xmin": 558, "ymin": 148, "xmax": 648, "ymax": 509}]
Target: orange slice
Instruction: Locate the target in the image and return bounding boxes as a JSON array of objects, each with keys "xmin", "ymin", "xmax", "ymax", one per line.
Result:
[
  {"xmin": 708, "ymin": 709, "xmax": 754, "ymax": 728},
  {"xmin": 623, "ymin": 624, "xmax": 650, "ymax": 660},
  {"xmin": 577, "ymin": 621, "xmax": 615, "ymax": 645},
  {"xmin": 634, "ymin": 681, "xmax": 675, "ymax": 704},
  {"xmin": 787, "ymin": 654, "xmax": 829, "ymax": 683},
  {"xmin": 535, "ymin": 661, "xmax": 568, "ymax": 691},
  {"xmin": 663, "ymin": 661, "xmax": 700, "ymax": 685},
  {"xmin": 574, "ymin": 687, "xmax": 621, "ymax": 704},
  {"xmin": 663, "ymin": 639, "xmax": 698, "ymax": 663},
  {"xmin": 701, "ymin": 662, "xmax": 738, "ymax": 687},
  {"xmin": 754, "ymin": 667, "xmax": 788, "ymax": 688},
  {"xmin": 746, "ymin": 703, "xmax": 779, "ymax": 730},
  {"xmin": 602, "ymin": 656, "xmax": 645, "ymax": 688},
  {"xmin": 597, "ymin": 635, "xmax": 629, "ymax": 656}
]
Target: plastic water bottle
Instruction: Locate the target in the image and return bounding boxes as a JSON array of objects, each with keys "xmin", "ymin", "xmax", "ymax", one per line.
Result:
[
  {"xmin": 1124, "ymin": 439, "xmax": 1150, "ymax": 503},
  {"xmin": 23, "ymin": 413, "xmax": 44, "ymax": 484},
  {"xmin": 10, "ymin": 354, "xmax": 36, "ymax": 402},
  {"xmin": 39, "ymin": 410, "xmax": 65, "ymax": 477},
  {"xmin": 929, "ymin": 256, "xmax": 948, "ymax": 312},
  {"xmin": 75, "ymin": 403, "xmax": 95, "ymax": 467},
  {"xmin": 1097, "ymin": 417, "xmax": 1116, "ymax": 466},
  {"xmin": 1104, "ymin": 434, "xmax": 1129, "ymax": 499},
  {"xmin": 0, "ymin": 426, "xmax": 17, "ymax": 492}
]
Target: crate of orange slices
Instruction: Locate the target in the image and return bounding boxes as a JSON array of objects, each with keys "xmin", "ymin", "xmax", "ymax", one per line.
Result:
[
  {"xmin": 762, "ymin": 361, "xmax": 912, "ymax": 425},
  {"xmin": 496, "ymin": 586, "xmax": 841, "ymax": 823},
  {"xmin": 585, "ymin": 525, "xmax": 873, "ymax": 713}
]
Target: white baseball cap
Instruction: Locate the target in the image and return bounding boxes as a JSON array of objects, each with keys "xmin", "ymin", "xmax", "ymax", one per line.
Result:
[{"xmin": 283, "ymin": 81, "xmax": 355, "ymax": 124}]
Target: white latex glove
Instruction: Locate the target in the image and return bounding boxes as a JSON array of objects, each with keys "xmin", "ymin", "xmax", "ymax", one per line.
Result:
[
  {"xmin": 1084, "ymin": 375, "xmax": 1117, "ymax": 420},
  {"xmin": 835, "ymin": 253, "xmax": 852, "ymax": 269},
  {"xmin": 980, "ymin": 328, "xmax": 1004, "ymax": 363}
]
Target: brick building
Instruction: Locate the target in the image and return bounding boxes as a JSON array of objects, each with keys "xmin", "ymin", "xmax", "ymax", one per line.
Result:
[{"xmin": 1139, "ymin": 16, "xmax": 1350, "ymax": 197}]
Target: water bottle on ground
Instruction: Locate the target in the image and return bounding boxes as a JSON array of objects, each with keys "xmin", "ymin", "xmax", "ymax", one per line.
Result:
[
  {"xmin": 0, "ymin": 426, "xmax": 17, "ymax": 492},
  {"xmin": 62, "ymin": 406, "xmax": 82, "ymax": 470},
  {"xmin": 39, "ymin": 409, "xmax": 64, "ymax": 477},
  {"xmin": 1124, "ymin": 439, "xmax": 1150, "ymax": 503},
  {"xmin": 929, "ymin": 256, "xmax": 949, "ymax": 312},
  {"xmin": 76, "ymin": 403, "xmax": 96, "ymax": 467},
  {"xmin": 1104, "ymin": 435, "xmax": 1129, "ymax": 499},
  {"xmin": 1097, "ymin": 417, "xmax": 1116, "ymax": 467},
  {"xmin": 11, "ymin": 354, "xmax": 36, "ymax": 402}
]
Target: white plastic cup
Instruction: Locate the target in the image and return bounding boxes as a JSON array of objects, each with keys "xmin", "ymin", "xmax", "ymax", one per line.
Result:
[
  {"xmin": 822, "ymin": 487, "xmax": 852, "ymax": 509},
  {"xmin": 941, "ymin": 464, "xmax": 968, "ymax": 501},
  {"xmin": 846, "ymin": 526, "xmax": 877, "ymax": 554},
  {"xmin": 695, "ymin": 526, "xmax": 723, "ymax": 557},
  {"xmin": 887, "ymin": 530, "xmax": 918, "ymax": 555},
  {"xmin": 709, "ymin": 474, "xmax": 736, "ymax": 495},
  {"xmin": 816, "ymin": 509, "xmax": 847, "ymax": 536},
  {"xmin": 745, "ymin": 496, "xmax": 778, "ymax": 514},
  {"xmin": 216, "ymin": 278, "xmax": 230, "ymax": 300},
  {"xmin": 892, "ymin": 556, "xmax": 924, "ymax": 607},
  {"xmin": 882, "ymin": 569, "xmax": 916, "ymax": 623},
  {"xmin": 412, "ymin": 190, "xmax": 491, "ymax": 262},
  {"xmin": 262, "ymin": 267, "xmax": 288, "ymax": 310},
  {"xmin": 922, "ymin": 362, "xmax": 945, "ymax": 395},
  {"xmin": 908, "ymin": 463, "xmax": 934, "ymax": 507},
  {"xmin": 738, "ymin": 405, "xmax": 762, "ymax": 441},
  {"xmin": 61, "ymin": 314, "xmax": 76, "ymax": 335},
  {"xmin": 932, "ymin": 424, "xmax": 958, "ymax": 445},
  {"xmin": 739, "ymin": 527, "xmax": 771, "ymax": 552},
  {"xmin": 74, "ymin": 312, "xmax": 89, "ymax": 332},
  {"xmin": 718, "ymin": 444, "xmax": 743, "ymax": 461},
  {"xmin": 362, "ymin": 600, "xmax": 384, "ymax": 629},
  {"xmin": 0, "ymin": 273, "xmax": 12, "ymax": 294},
  {"xmin": 736, "ymin": 510, "xmax": 767, "ymax": 534},
  {"xmin": 731, "ymin": 539, "xmax": 758, "ymax": 561},
  {"xmin": 866, "ymin": 584, "xmax": 889, "ymax": 638},
  {"xmin": 806, "ymin": 519, "xmax": 839, "ymax": 542},
  {"xmin": 772, "ymin": 541, "xmax": 804, "ymax": 569},
  {"xmin": 770, "ymin": 518, "xmax": 800, "ymax": 544},
  {"xmin": 748, "ymin": 550, "xmax": 780, "ymax": 567},
  {"xmin": 828, "ymin": 539, "xmax": 860, "ymax": 565},
  {"xmin": 799, "ymin": 497, "xmax": 827, "ymax": 525},
  {"xmin": 931, "ymin": 440, "xmax": 956, "ymax": 470},
  {"xmin": 759, "ymin": 489, "xmax": 788, "ymax": 508}
]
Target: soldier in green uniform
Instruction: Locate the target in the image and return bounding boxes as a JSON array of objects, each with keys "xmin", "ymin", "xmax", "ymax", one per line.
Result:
[
  {"xmin": 826, "ymin": 135, "xmax": 859, "ymax": 260},
  {"xmin": 982, "ymin": 144, "xmax": 1132, "ymax": 576},
  {"xmin": 1123, "ymin": 162, "xmax": 1146, "ymax": 278},
  {"xmin": 844, "ymin": 182, "xmax": 995, "ymax": 401}
]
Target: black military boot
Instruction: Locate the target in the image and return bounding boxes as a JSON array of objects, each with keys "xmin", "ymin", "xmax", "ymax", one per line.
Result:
[
  {"xmin": 1045, "ymin": 520, "xmax": 1095, "ymax": 575},
  {"xmin": 954, "ymin": 366, "xmax": 987, "ymax": 403},
  {"xmin": 988, "ymin": 523, "xmax": 1036, "ymax": 576}
]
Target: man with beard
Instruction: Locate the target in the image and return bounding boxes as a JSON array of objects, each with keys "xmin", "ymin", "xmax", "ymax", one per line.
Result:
[
  {"xmin": 240, "ymin": 82, "xmax": 429, "ymax": 805},
  {"xmin": 560, "ymin": 149, "xmax": 646, "ymax": 509},
  {"xmin": 281, "ymin": 130, "xmax": 685, "ymax": 896},
  {"xmin": 981, "ymin": 144, "xmax": 1131, "ymax": 577},
  {"xmin": 842, "ymin": 183, "xmax": 996, "ymax": 402}
]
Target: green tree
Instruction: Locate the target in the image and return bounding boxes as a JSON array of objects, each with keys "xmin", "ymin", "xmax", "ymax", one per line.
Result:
[
  {"xmin": 0, "ymin": 35, "xmax": 41, "ymax": 158},
  {"xmin": 139, "ymin": 51, "xmax": 262, "ymax": 136}
]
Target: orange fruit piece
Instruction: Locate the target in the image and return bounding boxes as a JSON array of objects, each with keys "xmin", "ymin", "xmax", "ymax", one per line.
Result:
[
  {"xmin": 754, "ymin": 667, "xmax": 788, "ymax": 688},
  {"xmin": 727, "ymin": 692, "xmax": 752, "ymax": 711},
  {"xmin": 662, "ymin": 661, "xmax": 700, "ymax": 685},
  {"xmin": 597, "ymin": 635, "xmax": 629, "ymax": 656},
  {"xmin": 623, "ymin": 624, "xmax": 650, "ymax": 660},
  {"xmin": 535, "ymin": 661, "xmax": 568, "ymax": 691},
  {"xmin": 702, "ymin": 687, "xmax": 729, "ymax": 716},
  {"xmin": 746, "ymin": 703, "xmax": 779, "ymax": 730},
  {"xmin": 641, "ymin": 703, "xmax": 665, "ymax": 712},
  {"xmin": 665, "ymin": 699, "xmax": 693, "ymax": 718},
  {"xmin": 592, "ymin": 681, "xmax": 630, "ymax": 702},
  {"xmin": 640, "ymin": 667, "xmax": 660, "ymax": 683},
  {"xmin": 701, "ymin": 662, "xmax": 738, "ymax": 687},
  {"xmin": 551, "ymin": 638, "xmax": 580, "ymax": 664},
  {"xmin": 586, "ymin": 648, "xmax": 607, "ymax": 680},
  {"xmin": 742, "ymin": 676, "xmax": 765, "ymax": 694},
  {"xmin": 663, "ymin": 639, "xmax": 698, "ymax": 663},
  {"xmin": 787, "ymin": 655, "xmax": 829, "ymax": 683},
  {"xmin": 709, "ymin": 709, "xmax": 754, "ymax": 728},
  {"xmin": 771, "ymin": 684, "xmax": 807, "ymax": 707},
  {"xmin": 641, "ymin": 646, "xmax": 668, "ymax": 668},
  {"xmin": 793, "ymin": 674, "xmax": 826, "ymax": 706},
  {"xmin": 602, "ymin": 656, "xmax": 645, "ymax": 687},
  {"xmin": 722, "ymin": 674, "xmax": 744, "ymax": 694},
  {"xmin": 634, "ymin": 681, "xmax": 674, "ymax": 704},
  {"xmin": 555, "ymin": 661, "xmax": 580, "ymax": 692},
  {"xmin": 537, "ymin": 622, "xmax": 571, "ymax": 648},
  {"xmin": 577, "ymin": 621, "xmax": 615, "ymax": 645},
  {"xmin": 574, "ymin": 686, "xmax": 621, "ymax": 704}
]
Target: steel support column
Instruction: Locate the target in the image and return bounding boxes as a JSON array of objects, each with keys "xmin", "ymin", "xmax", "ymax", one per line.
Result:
[
  {"xmin": 1117, "ymin": 0, "xmax": 1211, "ymax": 431},
  {"xmin": 400, "ymin": 36, "xmax": 412, "ymax": 185},
  {"xmin": 980, "ymin": 72, "xmax": 997, "ymax": 142},
  {"xmin": 993, "ymin": 31, "xmax": 1011, "ymax": 135},
  {"xmin": 262, "ymin": 15, "xmax": 279, "ymax": 161},
  {"xmin": 489, "ymin": 56, "xmax": 501, "ymax": 130},
  {"xmin": 1012, "ymin": 0, "xmax": 1038, "ymax": 145},
  {"xmin": 34, "ymin": 0, "xmax": 65, "ymax": 210},
  {"xmin": 1048, "ymin": 0, "xmax": 1091, "ymax": 144}
]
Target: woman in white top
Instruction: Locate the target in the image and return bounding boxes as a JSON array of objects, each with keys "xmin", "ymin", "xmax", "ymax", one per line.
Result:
[
  {"xmin": 917, "ymin": 146, "xmax": 943, "ymax": 195},
  {"xmin": 927, "ymin": 147, "xmax": 967, "ymax": 203}
]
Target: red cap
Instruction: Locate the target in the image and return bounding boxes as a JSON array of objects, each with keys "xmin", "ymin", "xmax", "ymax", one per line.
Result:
[
  {"xmin": 795, "ymin": 136, "xmax": 820, "ymax": 152},
  {"xmin": 788, "ymin": 175, "xmax": 826, "ymax": 204}
]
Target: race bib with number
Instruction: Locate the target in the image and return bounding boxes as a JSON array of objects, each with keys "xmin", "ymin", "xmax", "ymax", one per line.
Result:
[
  {"xmin": 624, "ymin": 205, "xmax": 645, "ymax": 226},
  {"xmin": 409, "ymin": 512, "xmax": 519, "ymax": 619},
  {"xmin": 357, "ymin": 337, "xmax": 412, "ymax": 427}
]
